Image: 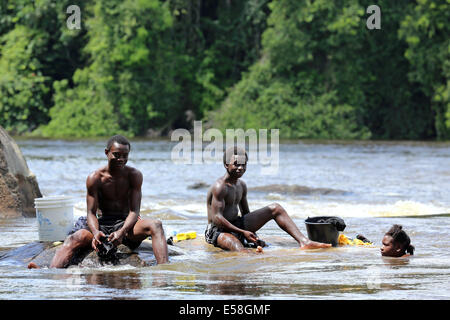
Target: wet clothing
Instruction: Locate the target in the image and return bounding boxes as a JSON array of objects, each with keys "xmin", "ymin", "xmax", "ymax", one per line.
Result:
[
  {"xmin": 205, "ymin": 216, "xmax": 259, "ymax": 248},
  {"xmin": 69, "ymin": 215, "xmax": 141, "ymax": 250}
]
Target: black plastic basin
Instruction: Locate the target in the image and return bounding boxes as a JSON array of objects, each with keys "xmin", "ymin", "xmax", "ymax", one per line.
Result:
[{"xmin": 304, "ymin": 216, "xmax": 340, "ymax": 247}]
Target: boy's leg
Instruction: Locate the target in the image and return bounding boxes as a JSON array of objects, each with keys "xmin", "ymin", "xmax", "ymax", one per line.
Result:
[
  {"xmin": 216, "ymin": 232, "xmax": 246, "ymax": 251},
  {"xmin": 126, "ymin": 218, "xmax": 169, "ymax": 264},
  {"xmin": 49, "ymin": 229, "xmax": 93, "ymax": 268},
  {"xmin": 243, "ymin": 203, "xmax": 331, "ymax": 249}
]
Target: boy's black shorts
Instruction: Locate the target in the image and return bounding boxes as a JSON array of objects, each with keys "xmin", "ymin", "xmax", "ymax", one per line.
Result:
[
  {"xmin": 69, "ymin": 216, "xmax": 141, "ymax": 250},
  {"xmin": 204, "ymin": 216, "xmax": 253, "ymax": 248}
]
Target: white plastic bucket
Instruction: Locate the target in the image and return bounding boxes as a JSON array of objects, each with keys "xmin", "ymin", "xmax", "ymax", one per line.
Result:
[{"xmin": 34, "ymin": 196, "xmax": 75, "ymax": 241}]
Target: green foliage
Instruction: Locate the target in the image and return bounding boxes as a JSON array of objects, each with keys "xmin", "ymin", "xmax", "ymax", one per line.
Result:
[
  {"xmin": 212, "ymin": 0, "xmax": 444, "ymax": 140},
  {"xmin": 0, "ymin": 0, "xmax": 86, "ymax": 134},
  {"xmin": 41, "ymin": 76, "xmax": 123, "ymax": 138},
  {"xmin": 167, "ymin": 0, "xmax": 270, "ymax": 119},
  {"xmin": 212, "ymin": 58, "xmax": 370, "ymax": 139},
  {"xmin": 399, "ymin": 0, "xmax": 450, "ymax": 139},
  {"xmin": 355, "ymin": 0, "xmax": 436, "ymax": 139},
  {"xmin": 0, "ymin": 25, "xmax": 50, "ymax": 134},
  {"xmin": 42, "ymin": 0, "xmax": 177, "ymax": 137},
  {"xmin": 0, "ymin": 0, "xmax": 448, "ymax": 140},
  {"xmin": 211, "ymin": 0, "xmax": 371, "ymax": 139}
]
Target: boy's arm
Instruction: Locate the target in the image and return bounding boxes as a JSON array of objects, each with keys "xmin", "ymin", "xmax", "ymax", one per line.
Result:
[
  {"xmin": 211, "ymin": 183, "xmax": 257, "ymax": 243},
  {"xmin": 86, "ymin": 173, "xmax": 103, "ymax": 250},
  {"xmin": 210, "ymin": 183, "xmax": 242, "ymax": 234},
  {"xmin": 109, "ymin": 169, "xmax": 142, "ymax": 246},
  {"xmin": 239, "ymin": 181, "xmax": 250, "ymax": 216}
]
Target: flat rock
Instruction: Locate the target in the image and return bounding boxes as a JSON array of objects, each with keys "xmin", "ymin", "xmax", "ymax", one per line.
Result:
[
  {"xmin": 0, "ymin": 241, "xmax": 53, "ymax": 265},
  {"xmin": 0, "ymin": 239, "xmax": 186, "ymax": 268}
]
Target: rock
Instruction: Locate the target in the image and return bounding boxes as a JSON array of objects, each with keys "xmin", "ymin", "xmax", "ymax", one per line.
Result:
[
  {"xmin": 187, "ymin": 182, "xmax": 209, "ymax": 190},
  {"xmin": 0, "ymin": 239, "xmax": 186, "ymax": 268},
  {"xmin": 249, "ymin": 184, "xmax": 351, "ymax": 196},
  {"xmin": 71, "ymin": 245, "xmax": 150, "ymax": 268},
  {"xmin": 139, "ymin": 239, "xmax": 186, "ymax": 256},
  {"xmin": 184, "ymin": 110, "xmax": 195, "ymax": 125},
  {"xmin": 27, "ymin": 243, "xmax": 72, "ymax": 268},
  {"xmin": 0, "ymin": 241, "xmax": 53, "ymax": 265},
  {"xmin": 0, "ymin": 126, "xmax": 42, "ymax": 218},
  {"xmin": 27, "ymin": 243, "xmax": 153, "ymax": 268},
  {"xmin": 145, "ymin": 128, "xmax": 164, "ymax": 138}
]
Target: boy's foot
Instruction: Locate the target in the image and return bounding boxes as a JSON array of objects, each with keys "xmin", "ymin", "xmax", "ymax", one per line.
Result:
[
  {"xmin": 299, "ymin": 240, "xmax": 332, "ymax": 249},
  {"xmin": 256, "ymin": 246, "xmax": 263, "ymax": 253},
  {"xmin": 27, "ymin": 262, "xmax": 40, "ymax": 269}
]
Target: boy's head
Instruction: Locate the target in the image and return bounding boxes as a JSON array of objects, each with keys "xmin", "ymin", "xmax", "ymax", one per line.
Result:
[
  {"xmin": 223, "ymin": 146, "xmax": 248, "ymax": 178},
  {"xmin": 381, "ymin": 224, "xmax": 414, "ymax": 257},
  {"xmin": 105, "ymin": 135, "xmax": 131, "ymax": 169},
  {"xmin": 106, "ymin": 135, "xmax": 131, "ymax": 151}
]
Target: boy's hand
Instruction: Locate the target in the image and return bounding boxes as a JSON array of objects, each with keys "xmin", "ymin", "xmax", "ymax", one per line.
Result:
[
  {"xmin": 108, "ymin": 230, "xmax": 125, "ymax": 247},
  {"xmin": 242, "ymin": 230, "xmax": 258, "ymax": 244},
  {"xmin": 92, "ymin": 230, "xmax": 106, "ymax": 251}
]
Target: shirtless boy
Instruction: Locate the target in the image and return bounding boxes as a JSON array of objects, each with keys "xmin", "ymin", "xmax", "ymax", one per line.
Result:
[
  {"xmin": 205, "ymin": 147, "xmax": 331, "ymax": 251},
  {"xmin": 28, "ymin": 135, "xmax": 168, "ymax": 268}
]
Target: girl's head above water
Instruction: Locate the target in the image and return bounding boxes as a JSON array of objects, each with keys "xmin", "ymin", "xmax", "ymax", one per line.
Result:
[{"xmin": 381, "ymin": 224, "xmax": 415, "ymax": 257}]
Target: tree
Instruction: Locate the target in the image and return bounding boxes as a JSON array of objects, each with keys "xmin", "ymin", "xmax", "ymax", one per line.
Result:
[
  {"xmin": 211, "ymin": 0, "xmax": 371, "ymax": 139},
  {"xmin": 212, "ymin": 0, "xmax": 441, "ymax": 140},
  {"xmin": 399, "ymin": 0, "xmax": 450, "ymax": 139},
  {"xmin": 0, "ymin": 25, "xmax": 50, "ymax": 133},
  {"xmin": 42, "ymin": 0, "xmax": 177, "ymax": 137},
  {"xmin": 0, "ymin": 0, "xmax": 86, "ymax": 134}
]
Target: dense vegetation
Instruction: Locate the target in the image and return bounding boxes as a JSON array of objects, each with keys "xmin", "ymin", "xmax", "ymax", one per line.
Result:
[{"xmin": 0, "ymin": 0, "xmax": 448, "ymax": 140}]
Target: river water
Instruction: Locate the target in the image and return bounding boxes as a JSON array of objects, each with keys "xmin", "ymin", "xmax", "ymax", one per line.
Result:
[{"xmin": 0, "ymin": 139, "xmax": 449, "ymax": 300}]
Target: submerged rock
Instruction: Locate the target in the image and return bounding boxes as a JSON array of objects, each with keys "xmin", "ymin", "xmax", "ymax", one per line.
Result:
[
  {"xmin": 0, "ymin": 241, "xmax": 53, "ymax": 265},
  {"xmin": 187, "ymin": 182, "xmax": 209, "ymax": 190},
  {"xmin": 0, "ymin": 126, "xmax": 42, "ymax": 218},
  {"xmin": 249, "ymin": 184, "xmax": 351, "ymax": 196},
  {"xmin": 0, "ymin": 239, "xmax": 185, "ymax": 268},
  {"xmin": 70, "ymin": 245, "xmax": 150, "ymax": 268}
]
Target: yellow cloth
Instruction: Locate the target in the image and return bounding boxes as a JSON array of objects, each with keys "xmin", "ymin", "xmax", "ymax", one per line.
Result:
[
  {"xmin": 173, "ymin": 231, "xmax": 197, "ymax": 242},
  {"xmin": 338, "ymin": 234, "xmax": 372, "ymax": 246}
]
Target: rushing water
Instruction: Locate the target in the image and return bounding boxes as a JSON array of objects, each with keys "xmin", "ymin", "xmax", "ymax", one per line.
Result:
[{"xmin": 0, "ymin": 139, "xmax": 449, "ymax": 300}]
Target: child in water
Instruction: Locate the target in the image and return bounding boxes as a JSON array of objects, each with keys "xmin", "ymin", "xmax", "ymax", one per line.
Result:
[{"xmin": 380, "ymin": 224, "xmax": 415, "ymax": 257}]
